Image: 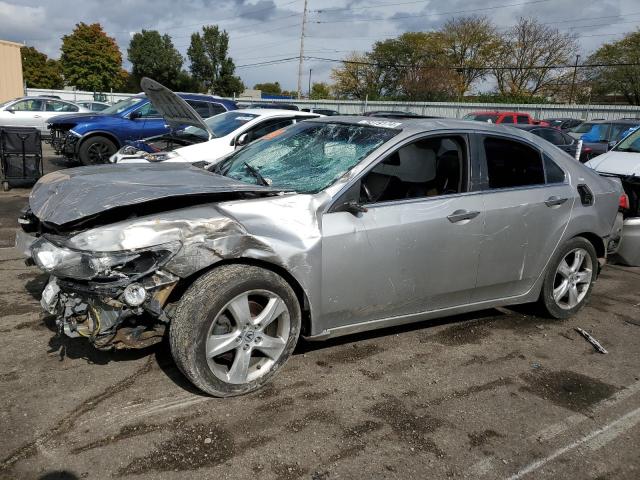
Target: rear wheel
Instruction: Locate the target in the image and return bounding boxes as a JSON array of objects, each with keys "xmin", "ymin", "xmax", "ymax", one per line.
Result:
[
  {"xmin": 538, "ymin": 237, "xmax": 597, "ymax": 319},
  {"xmin": 78, "ymin": 135, "xmax": 117, "ymax": 165},
  {"xmin": 169, "ymin": 264, "xmax": 301, "ymax": 397}
]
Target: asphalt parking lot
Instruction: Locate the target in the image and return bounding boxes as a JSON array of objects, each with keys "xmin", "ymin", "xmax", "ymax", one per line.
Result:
[{"xmin": 1, "ymin": 146, "xmax": 639, "ymax": 480}]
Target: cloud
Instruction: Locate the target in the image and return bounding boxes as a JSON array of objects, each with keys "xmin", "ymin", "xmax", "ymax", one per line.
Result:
[{"xmin": 0, "ymin": 0, "xmax": 638, "ymax": 91}]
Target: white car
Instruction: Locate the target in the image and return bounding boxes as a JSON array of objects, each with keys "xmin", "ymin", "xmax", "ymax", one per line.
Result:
[
  {"xmin": 586, "ymin": 127, "xmax": 640, "ymax": 266},
  {"xmin": 0, "ymin": 97, "xmax": 90, "ymax": 134},
  {"xmin": 109, "ymin": 80, "xmax": 320, "ymax": 165}
]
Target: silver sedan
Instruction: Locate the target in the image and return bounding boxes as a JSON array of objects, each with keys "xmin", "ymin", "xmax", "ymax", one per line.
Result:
[
  {"xmin": 0, "ymin": 97, "xmax": 89, "ymax": 134},
  {"xmin": 18, "ymin": 117, "xmax": 623, "ymax": 396}
]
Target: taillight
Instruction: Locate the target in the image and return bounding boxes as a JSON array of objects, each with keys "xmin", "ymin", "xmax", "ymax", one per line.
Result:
[{"xmin": 619, "ymin": 193, "xmax": 630, "ymax": 210}]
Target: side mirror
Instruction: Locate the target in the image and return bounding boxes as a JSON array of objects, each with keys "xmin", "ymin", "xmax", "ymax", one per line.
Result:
[
  {"xmin": 344, "ymin": 200, "xmax": 368, "ymax": 216},
  {"xmin": 235, "ymin": 133, "xmax": 249, "ymax": 148},
  {"xmin": 6, "ymin": 107, "xmax": 15, "ymax": 114},
  {"xmin": 129, "ymin": 110, "xmax": 142, "ymax": 120}
]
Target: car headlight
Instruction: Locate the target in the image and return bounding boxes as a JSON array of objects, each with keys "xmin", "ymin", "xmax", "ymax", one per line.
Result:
[
  {"xmin": 146, "ymin": 151, "xmax": 180, "ymax": 162},
  {"xmin": 31, "ymin": 237, "xmax": 180, "ymax": 281}
]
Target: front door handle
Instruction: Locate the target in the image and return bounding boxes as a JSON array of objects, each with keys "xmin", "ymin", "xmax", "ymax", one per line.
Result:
[
  {"xmin": 33, "ymin": 115, "xmax": 42, "ymax": 118},
  {"xmin": 545, "ymin": 196, "xmax": 568, "ymax": 207},
  {"xmin": 447, "ymin": 209, "xmax": 480, "ymax": 223}
]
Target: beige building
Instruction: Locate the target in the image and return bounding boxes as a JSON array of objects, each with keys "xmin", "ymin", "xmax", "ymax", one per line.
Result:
[{"xmin": 0, "ymin": 39, "xmax": 24, "ymax": 103}]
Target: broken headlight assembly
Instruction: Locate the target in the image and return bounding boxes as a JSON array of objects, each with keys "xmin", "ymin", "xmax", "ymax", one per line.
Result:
[{"xmin": 31, "ymin": 237, "xmax": 180, "ymax": 281}]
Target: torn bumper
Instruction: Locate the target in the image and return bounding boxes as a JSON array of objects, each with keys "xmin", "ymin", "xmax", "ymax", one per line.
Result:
[{"xmin": 43, "ymin": 270, "xmax": 179, "ymax": 349}]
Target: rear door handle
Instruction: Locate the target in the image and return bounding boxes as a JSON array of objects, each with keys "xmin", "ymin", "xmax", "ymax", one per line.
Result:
[
  {"xmin": 545, "ymin": 196, "xmax": 568, "ymax": 207},
  {"xmin": 447, "ymin": 209, "xmax": 480, "ymax": 223}
]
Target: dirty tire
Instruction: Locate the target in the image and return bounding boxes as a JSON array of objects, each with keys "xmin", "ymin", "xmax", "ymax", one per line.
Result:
[
  {"xmin": 78, "ymin": 135, "xmax": 117, "ymax": 165},
  {"xmin": 538, "ymin": 236, "xmax": 598, "ymax": 319},
  {"xmin": 169, "ymin": 264, "xmax": 301, "ymax": 397}
]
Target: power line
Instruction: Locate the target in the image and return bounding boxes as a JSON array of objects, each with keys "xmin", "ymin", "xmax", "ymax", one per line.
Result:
[
  {"xmin": 303, "ymin": 55, "xmax": 640, "ymax": 71},
  {"xmin": 314, "ymin": 0, "xmax": 554, "ymax": 24}
]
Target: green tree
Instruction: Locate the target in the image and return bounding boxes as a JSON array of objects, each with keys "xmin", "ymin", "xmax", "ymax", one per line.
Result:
[
  {"xmin": 586, "ymin": 30, "xmax": 640, "ymax": 105},
  {"xmin": 330, "ymin": 52, "xmax": 385, "ymax": 99},
  {"xmin": 492, "ymin": 18, "xmax": 578, "ymax": 97},
  {"xmin": 21, "ymin": 46, "xmax": 64, "ymax": 89},
  {"xmin": 369, "ymin": 32, "xmax": 457, "ymax": 101},
  {"xmin": 254, "ymin": 82, "xmax": 282, "ymax": 94},
  {"xmin": 310, "ymin": 82, "xmax": 331, "ymax": 99},
  {"xmin": 440, "ymin": 16, "xmax": 501, "ymax": 96},
  {"xmin": 187, "ymin": 25, "xmax": 244, "ymax": 96},
  {"xmin": 60, "ymin": 23, "xmax": 123, "ymax": 91},
  {"xmin": 127, "ymin": 30, "xmax": 184, "ymax": 89}
]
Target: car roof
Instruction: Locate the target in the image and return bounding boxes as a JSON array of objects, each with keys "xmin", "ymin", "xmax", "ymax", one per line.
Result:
[
  {"xmin": 16, "ymin": 96, "xmax": 77, "ymax": 102},
  {"xmin": 309, "ymin": 115, "xmax": 545, "ymax": 138},
  {"xmin": 468, "ymin": 111, "xmax": 527, "ymax": 115},
  {"xmin": 233, "ymin": 108, "xmax": 320, "ymax": 117},
  {"xmin": 509, "ymin": 124, "xmax": 553, "ymax": 131}
]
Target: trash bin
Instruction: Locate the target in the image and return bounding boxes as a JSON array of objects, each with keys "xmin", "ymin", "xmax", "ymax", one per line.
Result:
[{"xmin": 0, "ymin": 126, "xmax": 43, "ymax": 191}]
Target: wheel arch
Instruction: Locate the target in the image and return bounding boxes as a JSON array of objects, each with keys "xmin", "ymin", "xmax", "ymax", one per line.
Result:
[
  {"xmin": 168, "ymin": 258, "xmax": 314, "ymax": 336},
  {"xmin": 77, "ymin": 130, "xmax": 121, "ymax": 152},
  {"xmin": 571, "ymin": 232, "xmax": 605, "ymax": 259}
]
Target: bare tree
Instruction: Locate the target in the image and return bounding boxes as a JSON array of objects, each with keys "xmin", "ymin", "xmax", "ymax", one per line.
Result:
[
  {"xmin": 440, "ymin": 16, "xmax": 501, "ymax": 96},
  {"xmin": 492, "ymin": 18, "xmax": 578, "ymax": 97}
]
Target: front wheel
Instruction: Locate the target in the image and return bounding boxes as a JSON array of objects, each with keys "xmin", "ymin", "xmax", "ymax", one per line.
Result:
[
  {"xmin": 169, "ymin": 264, "xmax": 301, "ymax": 397},
  {"xmin": 538, "ymin": 237, "xmax": 598, "ymax": 319},
  {"xmin": 78, "ymin": 135, "xmax": 117, "ymax": 165}
]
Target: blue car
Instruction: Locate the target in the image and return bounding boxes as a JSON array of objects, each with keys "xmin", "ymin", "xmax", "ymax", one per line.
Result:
[{"xmin": 48, "ymin": 93, "xmax": 237, "ymax": 164}]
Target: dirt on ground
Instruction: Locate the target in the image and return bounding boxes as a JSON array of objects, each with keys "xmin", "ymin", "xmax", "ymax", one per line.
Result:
[{"xmin": 0, "ymin": 146, "xmax": 639, "ymax": 480}]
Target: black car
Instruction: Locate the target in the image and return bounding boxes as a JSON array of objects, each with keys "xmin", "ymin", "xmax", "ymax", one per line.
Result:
[
  {"xmin": 247, "ymin": 103, "xmax": 300, "ymax": 111},
  {"xmin": 363, "ymin": 110, "xmax": 440, "ymax": 119},
  {"xmin": 511, "ymin": 124, "xmax": 591, "ymax": 162},
  {"xmin": 301, "ymin": 108, "xmax": 340, "ymax": 116},
  {"xmin": 543, "ymin": 118, "xmax": 583, "ymax": 131}
]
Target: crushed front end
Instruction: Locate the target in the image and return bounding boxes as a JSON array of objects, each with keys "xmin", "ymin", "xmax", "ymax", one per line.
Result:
[
  {"xmin": 48, "ymin": 124, "xmax": 81, "ymax": 159},
  {"xmin": 18, "ymin": 222, "xmax": 180, "ymax": 350}
]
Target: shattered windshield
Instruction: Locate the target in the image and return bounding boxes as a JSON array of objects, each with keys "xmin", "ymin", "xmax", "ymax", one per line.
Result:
[
  {"xmin": 219, "ymin": 121, "xmax": 399, "ymax": 193},
  {"xmin": 184, "ymin": 111, "xmax": 259, "ymax": 139},
  {"xmin": 614, "ymin": 128, "xmax": 640, "ymax": 153},
  {"xmin": 100, "ymin": 97, "xmax": 144, "ymax": 115}
]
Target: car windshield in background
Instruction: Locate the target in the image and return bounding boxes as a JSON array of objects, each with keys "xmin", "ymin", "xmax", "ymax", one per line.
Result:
[
  {"xmin": 220, "ymin": 121, "xmax": 398, "ymax": 193},
  {"xmin": 614, "ymin": 128, "xmax": 640, "ymax": 153},
  {"xmin": 100, "ymin": 97, "xmax": 144, "ymax": 115},
  {"xmin": 571, "ymin": 122, "xmax": 595, "ymax": 134},
  {"xmin": 581, "ymin": 124, "xmax": 608, "ymax": 142},
  {"xmin": 199, "ymin": 111, "xmax": 259, "ymax": 138},
  {"xmin": 463, "ymin": 114, "xmax": 499, "ymax": 122}
]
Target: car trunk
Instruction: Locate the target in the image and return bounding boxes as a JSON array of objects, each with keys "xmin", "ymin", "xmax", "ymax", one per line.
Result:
[{"xmin": 612, "ymin": 175, "xmax": 640, "ymax": 266}]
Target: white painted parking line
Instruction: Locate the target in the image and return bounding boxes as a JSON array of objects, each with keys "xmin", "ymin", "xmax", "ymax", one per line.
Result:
[{"xmin": 506, "ymin": 406, "xmax": 640, "ymax": 480}]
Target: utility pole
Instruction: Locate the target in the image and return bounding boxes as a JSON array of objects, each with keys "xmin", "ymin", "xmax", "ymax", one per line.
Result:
[
  {"xmin": 569, "ymin": 54, "xmax": 580, "ymax": 104},
  {"xmin": 308, "ymin": 68, "xmax": 312, "ymax": 98},
  {"xmin": 297, "ymin": 0, "xmax": 309, "ymax": 99}
]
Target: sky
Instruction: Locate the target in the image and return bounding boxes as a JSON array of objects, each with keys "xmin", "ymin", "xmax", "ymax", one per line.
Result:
[{"xmin": 1, "ymin": 0, "xmax": 638, "ymax": 94}]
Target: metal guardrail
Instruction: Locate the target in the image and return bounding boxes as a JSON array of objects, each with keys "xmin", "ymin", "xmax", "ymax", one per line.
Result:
[{"xmin": 26, "ymin": 88, "xmax": 640, "ymax": 120}]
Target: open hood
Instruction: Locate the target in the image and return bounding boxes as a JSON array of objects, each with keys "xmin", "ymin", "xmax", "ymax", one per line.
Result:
[
  {"xmin": 140, "ymin": 77, "xmax": 214, "ymax": 139},
  {"xmin": 586, "ymin": 150, "xmax": 640, "ymax": 177},
  {"xmin": 29, "ymin": 163, "xmax": 277, "ymax": 226}
]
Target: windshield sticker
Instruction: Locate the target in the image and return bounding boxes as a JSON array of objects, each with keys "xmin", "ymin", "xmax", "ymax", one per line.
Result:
[
  {"xmin": 357, "ymin": 119, "xmax": 402, "ymax": 129},
  {"xmin": 235, "ymin": 116, "xmax": 255, "ymax": 121},
  {"xmin": 262, "ymin": 128, "xmax": 287, "ymax": 140}
]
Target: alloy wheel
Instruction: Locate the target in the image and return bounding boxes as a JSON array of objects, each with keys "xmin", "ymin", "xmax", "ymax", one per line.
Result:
[
  {"xmin": 205, "ymin": 289, "xmax": 290, "ymax": 384},
  {"xmin": 87, "ymin": 142, "xmax": 113, "ymax": 163},
  {"xmin": 552, "ymin": 247, "xmax": 593, "ymax": 310}
]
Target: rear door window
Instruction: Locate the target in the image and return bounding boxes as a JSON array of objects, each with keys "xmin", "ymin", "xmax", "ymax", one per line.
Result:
[
  {"xmin": 11, "ymin": 99, "xmax": 43, "ymax": 111},
  {"xmin": 536, "ymin": 128, "xmax": 566, "ymax": 145},
  {"xmin": 516, "ymin": 115, "xmax": 529, "ymax": 124},
  {"xmin": 483, "ymin": 136, "xmax": 544, "ymax": 188},
  {"xmin": 500, "ymin": 115, "xmax": 514, "ymax": 124},
  {"xmin": 186, "ymin": 100, "xmax": 213, "ymax": 118}
]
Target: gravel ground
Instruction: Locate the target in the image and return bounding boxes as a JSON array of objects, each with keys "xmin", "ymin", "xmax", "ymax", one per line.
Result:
[{"xmin": 0, "ymin": 145, "xmax": 639, "ymax": 480}]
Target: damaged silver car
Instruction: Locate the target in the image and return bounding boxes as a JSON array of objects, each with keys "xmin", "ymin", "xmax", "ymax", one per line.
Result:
[{"xmin": 17, "ymin": 110, "xmax": 623, "ymax": 396}]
